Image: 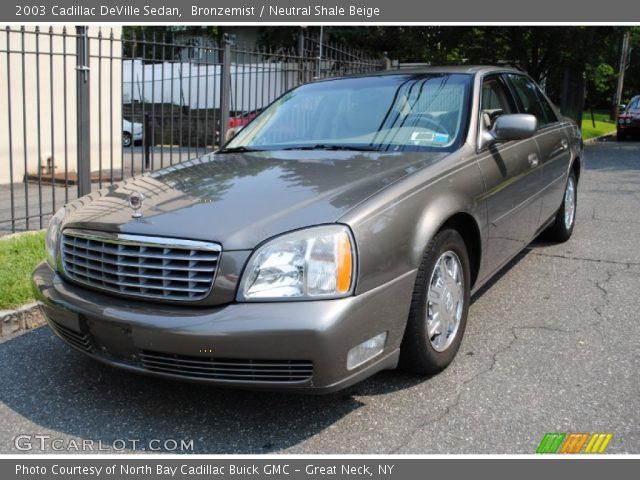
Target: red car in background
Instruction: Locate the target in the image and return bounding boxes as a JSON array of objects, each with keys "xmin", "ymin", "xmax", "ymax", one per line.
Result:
[
  {"xmin": 618, "ymin": 96, "xmax": 640, "ymax": 140},
  {"xmin": 216, "ymin": 110, "xmax": 263, "ymax": 146},
  {"xmin": 229, "ymin": 110, "xmax": 262, "ymax": 129}
]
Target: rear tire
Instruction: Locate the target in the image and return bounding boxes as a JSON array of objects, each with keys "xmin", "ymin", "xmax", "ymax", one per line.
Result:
[
  {"xmin": 544, "ymin": 171, "xmax": 577, "ymax": 242},
  {"xmin": 399, "ymin": 229, "xmax": 471, "ymax": 375}
]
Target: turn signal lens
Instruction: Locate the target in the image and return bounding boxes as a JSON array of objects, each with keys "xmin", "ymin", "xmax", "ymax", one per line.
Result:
[
  {"xmin": 336, "ymin": 232, "xmax": 353, "ymax": 294},
  {"xmin": 45, "ymin": 207, "xmax": 67, "ymax": 270}
]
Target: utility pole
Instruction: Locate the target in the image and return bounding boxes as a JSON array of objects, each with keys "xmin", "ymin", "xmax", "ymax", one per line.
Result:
[{"xmin": 613, "ymin": 30, "xmax": 631, "ymax": 123}]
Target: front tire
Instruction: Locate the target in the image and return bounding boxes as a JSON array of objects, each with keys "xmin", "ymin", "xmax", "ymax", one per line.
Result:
[
  {"xmin": 123, "ymin": 132, "xmax": 132, "ymax": 147},
  {"xmin": 544, "ymin": 170, "xmax": 577, "ymax": 242},
  {"xmin": 399, "ymin": 229, "xmax": 471, "ymax": 375}
]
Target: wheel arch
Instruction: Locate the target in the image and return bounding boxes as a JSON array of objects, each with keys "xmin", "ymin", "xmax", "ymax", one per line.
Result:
[
  {"xmin": 571, "ymin": 156, "xmax": 581, "ymax": 182},
  {"xmin": 440, "ymin": 212, "xmax": 482, "ymax": 289},
  {"xmin": 411, "ymin": 196, "xmax": 483, "ymax": 291}
]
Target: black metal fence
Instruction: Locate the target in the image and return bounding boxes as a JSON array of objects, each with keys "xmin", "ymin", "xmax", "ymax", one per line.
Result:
[{"xmin": 0, "ymin": 27, "xmax": 385, "ymax": 235}]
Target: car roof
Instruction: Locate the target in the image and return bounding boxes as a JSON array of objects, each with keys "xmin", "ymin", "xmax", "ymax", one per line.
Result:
[{"xmin": 313, "ymin": 65, "xmax": 525, "ymax": 82}]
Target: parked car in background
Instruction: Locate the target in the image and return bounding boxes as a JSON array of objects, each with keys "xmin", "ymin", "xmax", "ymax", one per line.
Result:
[
  {"xmin": 122, "ymin": 119, "xmax": 144, "ymax": 147},
  {"xmin": 229, "ymin": 109, "xmax": 262, "ymax": 129},
  {"xmin": 34, "ymin": 66, "xmax": 582, "ymax": 392},
  {"xmin": 618, "ymin": 96, "xmax": 640, "ymax": 140}
]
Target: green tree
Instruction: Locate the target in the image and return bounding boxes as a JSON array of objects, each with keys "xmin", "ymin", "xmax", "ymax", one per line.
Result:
[
  {"xmin": 622, "ymin": 26, "xmax": 640, "ymax": 102},
  {"xmin": 122, "ymin": 26, "xmax": 219, "ymax": 60}
]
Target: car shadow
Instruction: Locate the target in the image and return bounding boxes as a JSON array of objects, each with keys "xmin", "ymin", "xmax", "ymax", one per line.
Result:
[
  {"xmin": 0, "ymin": 326, "xmax": 427, "ymax": 454},
  {"xmin": 0, "ymin": 244, "xmax": 538, "ymax": 454},
  {"xmin": 470, "ymin": 248, "xmax": 530, "ymax": 304}
]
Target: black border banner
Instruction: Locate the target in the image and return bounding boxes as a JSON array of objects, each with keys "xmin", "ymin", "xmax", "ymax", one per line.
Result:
[
  {"xmin": 3, "ymin": 0, "xmax": 640, "ymax": 23},
  {"xmin": 3, "ymin": 458, "xmax": 640, "ymax": 480}
]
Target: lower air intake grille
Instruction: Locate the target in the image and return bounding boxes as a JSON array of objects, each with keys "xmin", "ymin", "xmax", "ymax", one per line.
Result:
[
  {"xmin": 49, "ymin": 319, "xmax": 92, "ymax": 352},
  {"xmin": 139, "ymin": 351, "xmax": 313, "ymax": 383}
]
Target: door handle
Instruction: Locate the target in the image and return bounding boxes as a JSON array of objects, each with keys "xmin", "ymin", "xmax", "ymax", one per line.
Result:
[
  {"xmin": 549, "ymin": 139, "xmax": 569, "ymax": 157},
  {"xmin": 528, "ymin": 153, "xmax": 539, "ymax": 168}
]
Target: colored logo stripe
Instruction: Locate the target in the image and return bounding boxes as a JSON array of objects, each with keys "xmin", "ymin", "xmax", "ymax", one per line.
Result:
[
  {"xmin": 584, "ymin": 433, "xmax": 613, "ymax": 454},
  {"xmin": 537, "ymin": 433, "xmax": 613, "ymax": 454},
  {"xmin": 559, "ymin": 433, "xmax": 589, "ymax": 453},
  {"xmin": 537, "ymin": 433, "xmax": 566, "ymax": 453}
]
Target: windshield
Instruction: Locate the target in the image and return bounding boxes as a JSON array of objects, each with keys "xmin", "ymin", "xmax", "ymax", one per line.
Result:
[{"xmin": 225, "ymin": 73, "xmax": 472, "ymax": 152}]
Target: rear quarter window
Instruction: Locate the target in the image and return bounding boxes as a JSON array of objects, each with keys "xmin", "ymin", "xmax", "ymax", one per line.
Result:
[{"xmin": 507, "ymin": 74, "xmax": 557, "ymax": 128}]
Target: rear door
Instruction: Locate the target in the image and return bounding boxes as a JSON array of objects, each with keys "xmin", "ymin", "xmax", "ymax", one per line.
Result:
[
  {"xmin": 506, "ymin": 73, "xmax": 572, "ymax": 226},
  {"xmin": 475, "ymin": 74, "xmax": 544, "ymax": 278}
]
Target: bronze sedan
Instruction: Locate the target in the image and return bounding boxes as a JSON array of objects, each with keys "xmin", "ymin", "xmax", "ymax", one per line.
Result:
[{"xmin": 33, "ymin": 66, "xmax": 582, "ymax": 392}]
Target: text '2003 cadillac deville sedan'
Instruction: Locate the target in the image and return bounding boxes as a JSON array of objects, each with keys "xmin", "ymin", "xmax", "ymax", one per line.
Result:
[{"xmin": 33, "ymin": 66, "xmax": 582, "ymax": 392}]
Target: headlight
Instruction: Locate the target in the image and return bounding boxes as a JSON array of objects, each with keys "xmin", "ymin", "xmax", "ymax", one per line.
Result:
[
  {"xmin": 238, "ymin": 225, "xmax": 356, "ymax": 301},
  {"xmin": 46, "ymin": 207, "xmax": 66, "ymax": 269}
]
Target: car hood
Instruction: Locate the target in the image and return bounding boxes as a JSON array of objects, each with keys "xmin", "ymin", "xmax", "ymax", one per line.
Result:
[
  {"xmin": 622, "ymin": 109, "xmax": 640, "ymax": 117},
  {"xmin": 62, "ymin": 150, "xmax": 448, "ymax": 250}
]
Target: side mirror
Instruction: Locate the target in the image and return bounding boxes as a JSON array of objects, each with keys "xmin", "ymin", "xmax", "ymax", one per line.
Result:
[
  {"xmin": 619, "ymin": 104, "xmax": 626, "ymax": 111},
  {"xmin": 480, "ymin": 113, "xmax": 537, "ymax": 149}
]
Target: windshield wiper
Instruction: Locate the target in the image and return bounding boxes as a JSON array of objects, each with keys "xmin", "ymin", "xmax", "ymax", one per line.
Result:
[
  {"xmin": 216, "ymin": 146, "xmax": 265, "ymax": 154},
  {"xmin": 280, "ymin": 144, "xmax": 381, "ymax": 152}
]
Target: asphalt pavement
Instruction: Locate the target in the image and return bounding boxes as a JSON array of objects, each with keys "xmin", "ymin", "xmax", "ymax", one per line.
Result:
[{"xmin": 0, "ymin": 138, "xmax": 638, "ymax": 454}]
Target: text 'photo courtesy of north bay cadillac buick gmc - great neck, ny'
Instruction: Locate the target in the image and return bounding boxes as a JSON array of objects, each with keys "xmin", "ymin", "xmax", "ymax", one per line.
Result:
[{"xmin": 33, "ymin": 66, "xmax": 583, "ymax": 392}]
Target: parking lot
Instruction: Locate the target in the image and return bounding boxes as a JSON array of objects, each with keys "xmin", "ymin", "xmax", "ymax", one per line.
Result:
[{"xmin": 0, "ymin": 139, "xmax": 638, "ymax": 454}]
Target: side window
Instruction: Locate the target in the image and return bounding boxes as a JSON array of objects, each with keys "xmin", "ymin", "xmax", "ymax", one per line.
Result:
[
  {"xmin": 507, "ymin": 74, "xmax": 557, "ymax": 127},
  {"xmin": 480, "ymin": 78, "xmax": 513, "ymax": 130}
]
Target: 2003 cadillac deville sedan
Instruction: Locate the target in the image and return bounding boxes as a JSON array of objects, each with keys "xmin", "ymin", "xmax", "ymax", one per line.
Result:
[{"xmin": 33, "ymin": 66, "xmax": 582, "ymax": 392}]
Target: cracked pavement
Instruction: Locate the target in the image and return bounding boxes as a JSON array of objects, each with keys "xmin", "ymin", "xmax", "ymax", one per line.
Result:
[{"xmin": 1, "ymin": 139, "xmax": 638, "ymax": 454}]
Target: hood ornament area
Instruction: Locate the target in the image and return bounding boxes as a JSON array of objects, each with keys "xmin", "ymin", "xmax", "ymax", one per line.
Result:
[{"xmin": 128, "ymin": 191, "xmax": 145, "ymax": 218}]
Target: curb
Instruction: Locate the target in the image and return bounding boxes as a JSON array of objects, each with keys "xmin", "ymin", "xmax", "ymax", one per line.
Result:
[
  {"xmin": 0, "ymin": 303, "xmax": 45, "ymax": 338},
  {"xmin": 584, "ymin": 132, "xmax": 616, "ymax": 145}
]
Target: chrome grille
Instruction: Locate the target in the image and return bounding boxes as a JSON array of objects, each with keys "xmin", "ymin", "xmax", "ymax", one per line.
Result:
[
  {"xmin": 139, "ymin": 351, "xmax": 314, "ymax": 383},
  {"xmin": 61, "ymin": 229, "xmax": 221, "ymax": 301}
]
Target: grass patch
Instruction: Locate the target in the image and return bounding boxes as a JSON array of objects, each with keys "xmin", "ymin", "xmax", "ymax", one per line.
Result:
[
  {"xmin": 581, "ymin": 110, "xmax": 617, "ymax": 140},
  {"xmin": 0, "ymin": 231, "xmax": 46, "ymax": 309}
]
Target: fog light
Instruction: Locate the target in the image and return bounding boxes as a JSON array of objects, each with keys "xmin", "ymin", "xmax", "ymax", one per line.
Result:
[{"xmin": 346, "ymin": 332, "xmax": 387, "ymax": 370}]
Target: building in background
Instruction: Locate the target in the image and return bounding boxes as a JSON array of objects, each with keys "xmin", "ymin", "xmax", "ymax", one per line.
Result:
[{"xmin": 0, "ymin": 26, "xmax": 123, "ymax": 185}]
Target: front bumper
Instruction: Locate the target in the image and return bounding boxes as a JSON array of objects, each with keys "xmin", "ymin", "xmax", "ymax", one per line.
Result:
[
  {"xmin": 618, "ymin": 123, "xmax": 640, "ymax": 135},
  {"xmin": 32, "ymin": 262, "xmax": 415, "ymax": 393}
]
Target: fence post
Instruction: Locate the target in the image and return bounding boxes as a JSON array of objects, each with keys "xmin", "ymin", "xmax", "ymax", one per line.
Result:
[
  {"xmin": 297, "ymin": 30, "xmax": 305, "ymax": 85},
  {"xmin": 383, "ymin": 52, "xmax": 392, "ymax": 70},
  {"xmin": 144, "ymin": 112, "xmax": 151, "ymax": 170},
  {"xmin": 75, "ymin": 26, "xmax": 91, "ymax": 196},
  {"xmin": 219, "ymin": 33, "xmax": 231, "ymax": 146}
]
